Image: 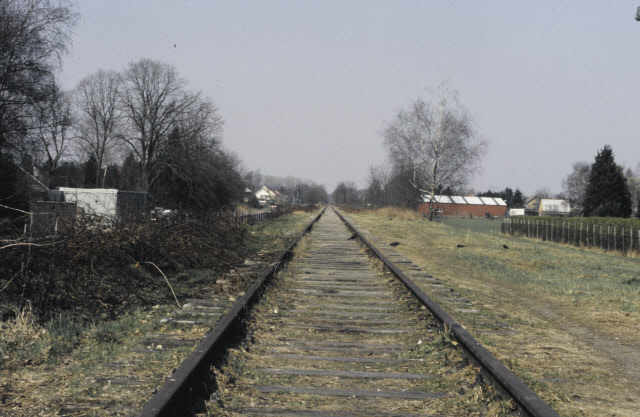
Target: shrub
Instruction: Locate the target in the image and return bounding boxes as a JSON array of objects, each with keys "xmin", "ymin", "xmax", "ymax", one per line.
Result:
[{"xmin": 0, "ymin": 211, "xmax": 246, "ymax": 319}]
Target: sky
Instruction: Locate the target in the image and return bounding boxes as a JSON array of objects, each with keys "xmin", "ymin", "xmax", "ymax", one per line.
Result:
[{"xmin": 59, "ymin": 1, "xmax": 640, "ymax": 196}]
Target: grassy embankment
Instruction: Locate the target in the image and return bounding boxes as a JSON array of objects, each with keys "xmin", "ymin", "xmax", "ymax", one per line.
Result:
[
  {"xmin": 0, "ymin": 208, "xmax": 319, "ymax": 416},
  {"xmin": 346, "ymin": 207, "xmax": 640, "ymax": 417}
]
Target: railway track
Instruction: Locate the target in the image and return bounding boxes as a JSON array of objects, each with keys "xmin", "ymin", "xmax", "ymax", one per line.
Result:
[{"xmin": 139, "ymin": 208, "xmax": 558, "ymax": 417}]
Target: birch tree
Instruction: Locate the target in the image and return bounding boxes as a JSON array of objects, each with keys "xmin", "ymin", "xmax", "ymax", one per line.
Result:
[{"xmin": 383, "ymin": 84, "xmax": 486, "ymax": 220}]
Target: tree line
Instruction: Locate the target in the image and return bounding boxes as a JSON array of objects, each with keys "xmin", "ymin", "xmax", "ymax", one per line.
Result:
[
  {"xmin": 562, "ymin": 145, "xmax": 636, "ymax": 218},
  {"xmin": 331, "ymin": 83, "xmax": 488, "ymax": 218},
  {"xmin": 243, "ymin": 171, "xmax": 328, "ymax": 206},
  {"xmin": 0, "ymin": 0, "xmax": 250, "ymax": 218}
]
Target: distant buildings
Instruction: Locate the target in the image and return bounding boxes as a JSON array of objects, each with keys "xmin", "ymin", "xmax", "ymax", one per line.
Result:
[
  {"xmin": 418, "ymin": 195, "xmax": 507, "ymax": 218},
  {"xmin": 254, "ymin": 186, "xmax": 282, "ymax": 206},
  {"xmin": 524, "ymin": 197, "xmax": 571, "ymax": 216}
]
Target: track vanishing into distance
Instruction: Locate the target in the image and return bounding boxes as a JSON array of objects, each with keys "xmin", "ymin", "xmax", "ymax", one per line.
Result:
[{"xmin": 139, "ymin": 208, "xmax": 559, "ymax": 417}]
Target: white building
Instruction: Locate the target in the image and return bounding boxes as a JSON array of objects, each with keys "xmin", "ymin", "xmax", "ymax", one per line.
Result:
[
  {"xmin": 538, "ymin": 199, "xmax": 571, "ymax": 216},
  {"xmin": 57, "ymin": 187, "xmax": 148, "ymax": 221},
  {"xmin": 254, "ymin": 186, "xmax": 281, "ymax": 206}
]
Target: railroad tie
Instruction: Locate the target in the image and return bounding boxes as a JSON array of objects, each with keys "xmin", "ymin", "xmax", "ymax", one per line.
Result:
[{"xmin": 217, "ymin": 210, "xmax": 453, "ymax": 416}]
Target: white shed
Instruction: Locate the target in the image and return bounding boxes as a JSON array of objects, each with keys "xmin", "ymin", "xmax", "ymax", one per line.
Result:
[
  {"xmin": 539, "ymin": 199, "xmax": 571, "ymax": 216},
  {"xmin": 58, "ymin": 187, "xmax": 119, "ymax": 219},
  {"xmin": 56, "ymin": 188, "xmax": 149, "ymax": 222}
]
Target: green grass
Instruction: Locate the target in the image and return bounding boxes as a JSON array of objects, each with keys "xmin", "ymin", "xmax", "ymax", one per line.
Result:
[
  {"xmin": 436, "ymin": 216, "xmax": 504, "ymax": 235},
  {"xmin": 345, "ymin": 209, "xmax": 640, "ymax": 417}
]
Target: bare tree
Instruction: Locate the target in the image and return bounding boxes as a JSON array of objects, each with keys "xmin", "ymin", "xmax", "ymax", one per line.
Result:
[
  {"xmin": 0, "ymin": 0, "xmax": 77, "ymax": 155},
  {"xmin": 73, "ymin": 70, "xmax": 123, "ymax": 187},
  {"xmin": 33, "ymin": 81, "xmax": 72, "ymax": 184},
  {"xmin": 332, "ymin": 181, "xmax": 359, "ymax": 205},
  {"xmin": 534, "ymin": 187, "xmax": 552, "ymax": 199},
  {"xmin": 149, "ymin": 96, "xmax": 230, "ymax": 207},
  {"xmin": 365, "ymin": 164, "xmax": 390, "ymax": 207},
  {"xmin": 625, "ymin": 163, "xmax": 640, "ymax": 216},
  {"xmin": 119, "ymin": 59, "xmax": 199, "ymax": 190},
  {"xmin": 243, "ymin": 170, "xmax": 263, "ymax": 192},
  {"xmin": 384, "ymin": 83, "xmax": 487, "ymax": 220},
  {"xmin": 562, "ymin": 162, "xmax": 590, "ymax": 213}
]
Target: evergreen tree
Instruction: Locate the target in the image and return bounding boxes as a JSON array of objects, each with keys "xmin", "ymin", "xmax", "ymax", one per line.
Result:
[
  {"xmin": 102, "ymin": 165, "xmax": 121, "ymax": 189},
  {"xmin": 49, "ymin": 161, "xmax": 83, "ymax": 188},
  {"xmin": 503, "ymin": 187, "xmax": 514, "ymax": 207},
  {"xmin": 512, "ymin": 189, "xmax": 525, "ymax": 208},
  {"xmin": 477, "ymin": 187, "xmax": 524, "ymax": 208},
  {"xmin": 83, "ymin": 155, "xmax": 98, "ymax": 188},
  {"xmin": 120, "ymin": 152, "xmax": 144, "ymax": 191},
  {"xmin": 384, "ymin": 169, "xmax": 422, "ymax": 208},
  {"xmin": 583, "ymin": 145, "xmax": 632, "ymax": 218}
]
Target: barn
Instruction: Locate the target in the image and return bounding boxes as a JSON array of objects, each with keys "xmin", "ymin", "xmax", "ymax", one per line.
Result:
[{"xmin": 418, "ymin": 195, "xmax": 507, "ymax": 218}]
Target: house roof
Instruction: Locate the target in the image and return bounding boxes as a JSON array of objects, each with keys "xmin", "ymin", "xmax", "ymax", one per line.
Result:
[
  {"xmin": 58, "ymin": 187, "xmax": 119, "ymax": 194},
  {"xmin": 255, "ymin": 186, "xmax": 280, "ymax": 199},
  {"xmin": 422, "ymin": 195, "xmax": 507, "ymax": 206}
]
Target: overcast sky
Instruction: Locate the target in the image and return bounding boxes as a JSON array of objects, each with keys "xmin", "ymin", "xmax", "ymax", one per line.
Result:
[{"xmin": 60, "ymin": 1, "xmax": 640, "ymax": 196}]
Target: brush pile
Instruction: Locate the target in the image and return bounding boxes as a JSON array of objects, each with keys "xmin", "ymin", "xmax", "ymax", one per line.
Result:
[{"xmin": 0, "ymin": 212, "xmax": 246, "ymax": 319}]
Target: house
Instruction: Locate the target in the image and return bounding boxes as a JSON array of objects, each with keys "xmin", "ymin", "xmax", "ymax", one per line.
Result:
[
  {"xmin": 524, "ymin": 196, "xmax": 541, "ymax": 215},
  {"xmin": 254, "ymin": 186, "xmax": 281, "ymax": 206},
  {"xmin": 418, "ymin": 195, "xmax": 507, "ymax": 218},
  {"xmin": 525, "ymin": 196, "xmax": 571, "ymax": 216},
  {"xmin": 538, "ymin": 199, "xmax": 571, "ymax": 216},
  {"xmin": 243, "ymin": 188, "xmax": 253, "ymax": 203}
]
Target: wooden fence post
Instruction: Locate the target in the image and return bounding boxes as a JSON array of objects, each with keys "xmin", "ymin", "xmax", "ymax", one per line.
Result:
[
  {"xmin": 579, "ymin": 222, "xmax": 582, "ymax": 246},
  {"xmin": 585, "ymin": 222, "xmax": 588, "ymax": 246},
  {"xmin": 607, "ymin": 225, "xmax": 610, "ymax": 251},
  {"xmin": 599, "ymin": 225, "xmax": 602, "ymax": 250}
]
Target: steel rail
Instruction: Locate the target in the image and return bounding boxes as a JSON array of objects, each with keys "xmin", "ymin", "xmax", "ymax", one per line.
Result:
[
  {"xmin": 137, "ymin": 206, "xmax": 326, "ymax": 417},
  {"xmin": 333, "ymin": 207, "xmax": 559, "ymax": 417}
]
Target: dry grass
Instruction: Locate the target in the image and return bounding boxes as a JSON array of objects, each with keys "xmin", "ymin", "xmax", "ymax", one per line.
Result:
[
  {"xmin": 346, "ymin": 210, "xmax": 640, "ymax": 417},
  {"xmin": 363, "ymin": 206, "xmax": 424, "ymax": 221},
  {"xmin": 0, "ymin": 209, "xmax": 321, "ymax": 416}
]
